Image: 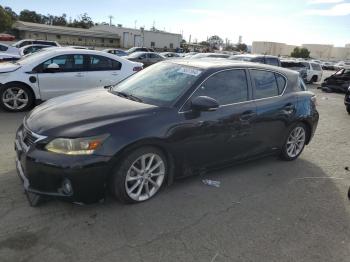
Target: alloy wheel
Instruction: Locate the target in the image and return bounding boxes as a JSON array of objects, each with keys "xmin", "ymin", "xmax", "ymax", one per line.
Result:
[
  {"xmin": 2, "ymin": 87, "xmax": 29, "ymax": 110},
  {"xmin": 125, "ymin": 153, "xmax": 165, "ymax": 201},
  {"xmin": 286, "ymin": 126, "xmax": 306, "ymax": 158}
]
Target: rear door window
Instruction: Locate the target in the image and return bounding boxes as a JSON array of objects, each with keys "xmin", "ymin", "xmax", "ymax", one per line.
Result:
[
  {"xmin": 250, "ymin": 70, "xmax": 280, "ymax": 99},
  {"xmin": 88, "ymin": 55, "xmax": 122, "ymax": 71}
]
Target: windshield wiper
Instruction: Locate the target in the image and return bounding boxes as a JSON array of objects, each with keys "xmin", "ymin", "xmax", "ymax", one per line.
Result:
[{"xmin": 113, "ymin": 91, "xmax": 143, "ymax": 103}]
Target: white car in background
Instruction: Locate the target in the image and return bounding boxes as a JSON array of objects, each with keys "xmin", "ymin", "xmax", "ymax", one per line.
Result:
[
  {"xmin": 0, "ymin": 53, "xmax": 21, "ymax": 63},
  {"xmin": 0, "ymin": 43, "xmax": 19, "ymax": 55},
  {"xmin": 11, "ymin": 39, "xmax": 60, "ymax": 49},
  {"xmin": 301, "ymin": 61, "xmax": 323, "ymax": 83},
  {"xmin": 334, "ymin": 61, "xmax": 350, "ymax": 70},
  {"xmin": 0, "ymin": 48, "xmax": 143, "ymax": 112},
  {"xmin": 18, "ymin": 44, "xmax": 55, "ymax": 56}
]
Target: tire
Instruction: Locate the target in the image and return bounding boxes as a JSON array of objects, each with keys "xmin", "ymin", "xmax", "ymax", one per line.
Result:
[
  {"xmin": 347, "ymin": 106, "xmax": 350, "ymax": 114},
  {"xmin": 280, "ymin": 123, "xmax": 308, "ymax": 161},
  {"xmin": 309, "ymin": 76, "xmax": 318, "ymax": 84},
  {"xmin": 0, "ymin": 84, "xmax": 34, "ymax": 112},
  {"xmin": 111, "ymin": 146, "xmax": 168, "ymax": 204}
]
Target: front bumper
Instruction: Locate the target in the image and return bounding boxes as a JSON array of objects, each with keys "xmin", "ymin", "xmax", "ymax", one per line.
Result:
[{"xmin": 14, "ymin": 127, "xmax": 114, "ymax": 204}]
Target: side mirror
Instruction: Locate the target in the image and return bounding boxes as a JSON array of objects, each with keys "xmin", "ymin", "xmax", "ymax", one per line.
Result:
[
  {"xmin": 45, "ymin": 63, "xmax": 60, "ymax": 73},
  {"xmin": 191, "ymin": 96, "xmax": 219, "ymax": 112}
]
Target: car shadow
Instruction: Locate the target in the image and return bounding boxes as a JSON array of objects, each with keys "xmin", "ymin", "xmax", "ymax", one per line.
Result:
[{"xmin": 1, "ymin": 156, "xmax": 349, "ymax": 261}]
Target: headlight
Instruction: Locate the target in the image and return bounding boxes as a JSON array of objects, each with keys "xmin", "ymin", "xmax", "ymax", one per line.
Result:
[{"xmin": 45, "ymin": 134, "xmax": 109, "ymax": 155}]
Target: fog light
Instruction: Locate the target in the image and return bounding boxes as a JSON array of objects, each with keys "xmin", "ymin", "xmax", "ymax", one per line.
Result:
[{"xmin": 62, "ymin": 179, "xmax": 73, "ymax": 195}]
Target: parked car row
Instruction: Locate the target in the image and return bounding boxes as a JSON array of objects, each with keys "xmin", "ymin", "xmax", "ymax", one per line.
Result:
[
  {"xmin": 0, "ymin": 48, "xmax": 143, "ymax": 112},
  {"xmin": 0, "ymin": 40, "xmax": 60, "ymax": 62}
]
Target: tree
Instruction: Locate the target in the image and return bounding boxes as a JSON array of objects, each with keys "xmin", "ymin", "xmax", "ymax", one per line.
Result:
[
  {"xmin": 52, "ymin": 14, "xmax": 67, "ymax": 26},
  {"xmin": 19, "ymin": 9, "xmax": 42, "ymax": 23},
  {"xmin": 291, "ymin": 47, "xmax": 310, "ymax": 58},
  {"xmin": 68, "ymin": 13, "xmax": 93, "ymax": 29},
  {"xmin": 0, "ymin": 5, "xmax": 13, "ymax": 32},
  {"xmin": 4, "ymin": 6, "xmax": 18, "ymax": 21},
  {"xmin": 236, "ymin": 43, "xmax": 248, "ymax": 52},
  {"xmin": 199, "ymin": 41, "xmax": 209, "ymax": 47},
  {"xmin": 207, "ymin": 35, "xmax": 223, "ymax": 50}
]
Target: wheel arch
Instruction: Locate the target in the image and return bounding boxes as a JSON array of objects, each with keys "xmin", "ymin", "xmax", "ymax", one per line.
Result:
[
  {"xmin": 299, "ymin": 120, "xmax": 312, "ymax": 145},
  {"xmin": 110, "ymin": 138, "xmax": 177, "ymax": 186}
]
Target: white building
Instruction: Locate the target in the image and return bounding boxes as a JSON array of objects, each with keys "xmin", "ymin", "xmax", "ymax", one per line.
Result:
[
  {"xmin": 91, "ymin": 25, "xmax": 182, "ymax": 50},
  {"xmin": 252, "ymin": 41, "xmax": 350, "ymax": 60}
]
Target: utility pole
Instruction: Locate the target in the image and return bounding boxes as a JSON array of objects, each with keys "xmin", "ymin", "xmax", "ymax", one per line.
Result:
[
  {"xmin": 108, "ymin": 15, "xmax": 113, "ymax": 26},
  {"xmin": 134, "ymin": 20, "xmax": 137, "ymax": 29}
]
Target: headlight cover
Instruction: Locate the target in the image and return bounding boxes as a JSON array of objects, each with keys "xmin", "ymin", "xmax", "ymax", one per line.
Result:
[{"xmin": 45, "ymin": 134, "xmax": 109, "ymax": 155}]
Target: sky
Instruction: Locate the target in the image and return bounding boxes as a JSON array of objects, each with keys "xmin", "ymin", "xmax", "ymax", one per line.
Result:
[{"xmin": 1, "ymin": 0, "xmax": 349, "ymax": 46}]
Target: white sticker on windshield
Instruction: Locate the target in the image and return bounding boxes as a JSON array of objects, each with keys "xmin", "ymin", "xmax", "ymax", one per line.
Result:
[{"xmin": 178, "ymin": 67, "xmax": 202, "ymax": 76}]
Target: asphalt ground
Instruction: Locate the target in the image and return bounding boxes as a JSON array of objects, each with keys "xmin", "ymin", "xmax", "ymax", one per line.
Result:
[{"xmin": 0, "ymin": 71, "xmax": 349, "ymax": 262}]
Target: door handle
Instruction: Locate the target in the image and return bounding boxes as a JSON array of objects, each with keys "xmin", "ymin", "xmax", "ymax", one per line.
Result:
[
  {"xmin": 111, "ymin": 73, "xmax": 119, "ymax": 76},
  {"xmin": 240, "ymin": 110, "xmax": 256, "ymax": 121}
]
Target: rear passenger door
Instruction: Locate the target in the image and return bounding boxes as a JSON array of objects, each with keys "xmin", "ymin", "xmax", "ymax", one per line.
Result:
[
  {"xmin": 85, "ymin": 55, "xmax": 123, "ymax": 87},
  {"xmin": 250, "ymin": 69, "xmax": 297, "ymax": 151}
]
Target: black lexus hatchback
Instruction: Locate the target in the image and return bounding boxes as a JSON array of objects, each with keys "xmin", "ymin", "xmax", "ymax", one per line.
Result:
[{"xmin": 15, "ymin": 60, "xmax": 319, "ymax": 206}]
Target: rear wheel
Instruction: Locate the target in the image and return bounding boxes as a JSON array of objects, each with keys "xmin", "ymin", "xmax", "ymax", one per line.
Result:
[
  {"xmin": 111, "ymin": 147, "xmax": 167, "ymax": 204},
  {"xmin": 0, "ymin": 85, "xmax": 34, "ymax": 112},
  {"xmin": 280, "ymin": 123, "xmax": 307, "ymax": 161},
  {"xmin": 309, "ymin": 75, "xmax": 318, "ymax": 84}
]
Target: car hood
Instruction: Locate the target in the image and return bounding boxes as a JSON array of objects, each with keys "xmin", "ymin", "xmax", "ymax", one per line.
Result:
[
  {"xmin": 25, "ymin": 89, "xmax": 159, "ymax": 137},
  {"xmin": 0, "ymin": 62, "xmax": 21, "ymax": 72}
]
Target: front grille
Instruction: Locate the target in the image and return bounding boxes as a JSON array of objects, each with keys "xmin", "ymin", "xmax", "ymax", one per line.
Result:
[{"xmin": 22, "ymin": 127, "xmax": 37, "ymax": 147}]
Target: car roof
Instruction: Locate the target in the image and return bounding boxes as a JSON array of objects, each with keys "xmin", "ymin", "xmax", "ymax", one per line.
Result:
[
  {"xmin": 233, "ymin": 54, "xmax": 279, "ymax": 59},
  {"xmin": 170, "ymin": 59, "xmax": 297, "ymax": 76}
]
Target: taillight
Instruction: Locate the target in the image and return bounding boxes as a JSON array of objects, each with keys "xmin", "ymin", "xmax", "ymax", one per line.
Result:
[{"xmin": 133, "ymin": 66, "xmax": 143, "ymax": 72}]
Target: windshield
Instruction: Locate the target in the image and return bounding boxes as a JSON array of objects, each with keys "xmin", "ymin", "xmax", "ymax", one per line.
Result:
[{"xmin": 112, "ymin": 62, "xmax": 203, "ymax": 106}]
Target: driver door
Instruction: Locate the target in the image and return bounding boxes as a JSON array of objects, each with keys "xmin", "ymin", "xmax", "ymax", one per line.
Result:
[
  {"xmin": 36, "ymin": 54, "xmax": 90, "ymax": 100},
  {"xmin": 175, "ymin": 69, "xmax": 258, "ymax": 168}
]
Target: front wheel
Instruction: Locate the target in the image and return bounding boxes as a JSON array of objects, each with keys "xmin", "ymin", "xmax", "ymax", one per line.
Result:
[
  {"xmin": 111, "ymin": 147, "xmax": 167, "ymax": 204},
  {"xmin": 0, "ymin": 85, "xmax": 34, "ymax": 112},
  {"xmin": 280, "ymin": 123, "xmax": 307, "ymax": 161}
]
